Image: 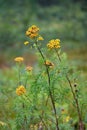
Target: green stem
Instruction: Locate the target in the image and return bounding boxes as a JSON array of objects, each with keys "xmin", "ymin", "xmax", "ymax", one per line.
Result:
[
  {"xmin": 55, "ymin": 48, "xmax": 61, "ymax": 62},
  {"xmin": 35, "ymin": 42, "xmax": 60, "ymax": 130}
]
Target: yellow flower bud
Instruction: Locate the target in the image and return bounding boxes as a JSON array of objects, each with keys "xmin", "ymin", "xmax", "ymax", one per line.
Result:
[
  {"xmin": 24, "ymin": 41, "xmax": 29, "ymax": 45},
  {"xmin": 14, "ymin": 57, "xmax": 24, "ymax": 62}
]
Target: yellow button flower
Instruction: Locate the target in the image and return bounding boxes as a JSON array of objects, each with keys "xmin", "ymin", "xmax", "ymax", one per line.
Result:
[
  {"xmin": 26, "ymin": 25, "xmax": 39, "ymax": 39},
  {"xmin": 16, "ymin": 85, "xmax": 26, "ymax": 96},
  {"xmin": 47, "ymin": 39, "xmax": 60, "ymax": 49},
  {"xmin": 24, "ymin": 41, "xmax": 29, "ymax": 45},
  {"xmin": 14, "ymin": 57, "xmax": 24, "ymax": 62},
  {"xmin": 26, "ymin": 66, "xmax": 33, "ymax": 71},
  {"xmin": 64, "ymin": 116, "xmax": 71, "ymax": 122},
  {"xmin": 37, "ymin": 36, "xmax": 44, "ymax": 41},
  {"xmin": 44, "ymin": 60, "xmax": 54, "ymax": 68}
]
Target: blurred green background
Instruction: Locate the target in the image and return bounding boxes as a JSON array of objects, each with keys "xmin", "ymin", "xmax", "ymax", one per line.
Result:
[
  {"xmin": 0, "ymin": 0, "xmax": 87, "ymax": 71},
  {"xmin": 0, "ymin": 0, "xmax": 87, "ymax": 129}
]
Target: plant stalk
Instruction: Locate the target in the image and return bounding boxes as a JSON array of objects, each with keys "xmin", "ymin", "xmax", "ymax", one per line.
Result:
[
  {"xmin": 35, "ymin": 42, "xmax": 60, "ymax": 130},
  {"xmin": 55, "ymin": 49, "xmax": 84, "ymax": 130}
]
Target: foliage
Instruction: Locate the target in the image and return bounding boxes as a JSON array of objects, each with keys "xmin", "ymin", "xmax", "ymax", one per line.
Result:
[{"xmin": 0, "ymin": 25, "xmax": 86, "ymax": 130}]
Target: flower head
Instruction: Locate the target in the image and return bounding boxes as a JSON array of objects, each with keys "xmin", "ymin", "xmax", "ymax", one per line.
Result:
[
  {"xmin": 44, "ymin": 60, "xmax": 54, "ymax": 68},
  {"xmin": 64, "ymin": 116, "xmax": 71, "ymax": 122},
  {"xmin": 26, "ymin": 66, "xmax": 33, "ymax": 71},
  {"xmin": 16, "ymin": 85, "xmax": 26, "ymax": 96},
  {"xmin": 26, "ymin": 25, "xmax": 39, "ymax": 39},
  {"xmin": 47, "ymin": 39, "xmax": 60, "ymax": 49},
  {"xmin": 14, "ymin": 57, "xmax": 24, "ymax": 62},
  {"xmin": 37, "ymin": 36, "xmax": 44, "ymax": 41},
  {"xmin": 24, "ymin": 41, "xmax": 29, "ymax": 45}
]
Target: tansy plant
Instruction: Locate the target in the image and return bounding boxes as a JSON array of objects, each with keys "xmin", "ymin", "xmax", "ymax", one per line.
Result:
[{"xmin": 14, "ymin": 25, "xmax": 85, "ymax": 130}]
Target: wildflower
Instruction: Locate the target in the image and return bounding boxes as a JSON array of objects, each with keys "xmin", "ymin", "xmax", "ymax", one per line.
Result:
[
  {"xmin": 24, "ymin": 41, "xmax": 29, "ymax": 45},
  {"xmin": 47, "ymin": 39, "xmax": 60, "ymax": 49},
  {"xmin": 14, "ymin": 57, "xmax": 24, "ymax": 62},
  {"xmin": 16, "ymin": 85, "xmax": 26, "ymax": 96},
  {"xmin": 64, "ymin": 116, "xmax": 71, "ymax": 122},
  {"xmin": 26, "ymin": 25, "xmax": 39, "ymax": 39},
  {"xmin": 26, "ymin": 66, "xmax": 33, "ymax": 71},
  {"xmin": 37, "ymin": 36, "xmax": 44, "ymax": 41},
  {"xmin": 45, "ymin": 60, "xmax": 54, "ymax": 68}
]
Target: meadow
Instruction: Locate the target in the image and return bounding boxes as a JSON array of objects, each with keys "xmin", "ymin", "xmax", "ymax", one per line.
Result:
[{"xmin": 0, "ymin": 1, "xmax": 87, "ymax": 130}]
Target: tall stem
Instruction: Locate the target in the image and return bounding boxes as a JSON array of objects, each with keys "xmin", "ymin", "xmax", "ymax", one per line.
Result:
[
  {"xmin": 55, "ymin": 49, "xmax": 84, "ymax": 130},
  {"xmin": 35, "ymin": 42, "xmax": 60, "ymax": 130}
]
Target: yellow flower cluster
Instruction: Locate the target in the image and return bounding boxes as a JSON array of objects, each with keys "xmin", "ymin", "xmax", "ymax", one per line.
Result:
[
  {"xmin": 14, "ymin": 57, "xmax": 24, "ymax": 62},
  {"xmin": 45, "ymin": 60, "xmax": 54, "ymax": 68},
  {"xmin": 26, "ymin": 66, "xmax": 33, "ymax": 71},
  {"xmin": 26, "ymin": 25, "xmax": 39, "ymax": 39},
  {"xmin": 16, "ymin": 85, "xmax": 26, "ymax": 96},
  {"xmin": 47, "ymin": 39, "xmax": 60, "ymax": 49}
]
